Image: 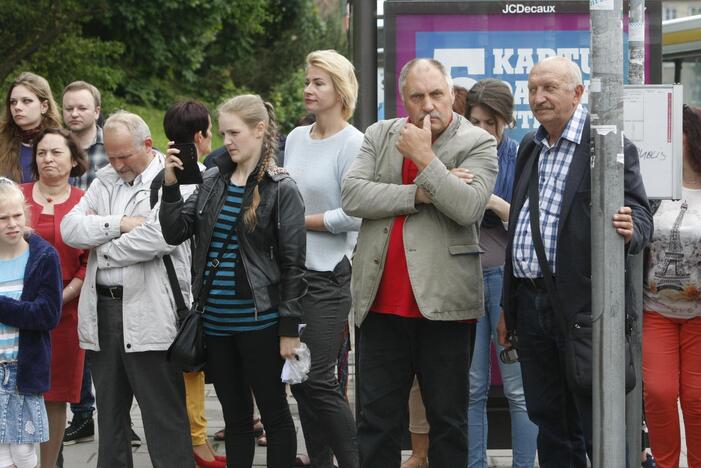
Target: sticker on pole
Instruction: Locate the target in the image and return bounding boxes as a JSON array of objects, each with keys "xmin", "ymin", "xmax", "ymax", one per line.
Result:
[
  {"xmin": 592, "ymin": 125, "xmax": 618, "ymax": 135},
  {"xmin": 629, "ymin": 21, "xmax": 645, "ymax": 42},
  {"xmin": 590, "ymin": 0, "xmax": 614, "ymax": 10}
]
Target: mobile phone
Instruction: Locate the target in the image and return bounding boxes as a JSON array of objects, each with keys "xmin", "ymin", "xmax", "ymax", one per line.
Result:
[{"xmin": 172, "ymin": 142, "xmax": 203, "ymax": 185}]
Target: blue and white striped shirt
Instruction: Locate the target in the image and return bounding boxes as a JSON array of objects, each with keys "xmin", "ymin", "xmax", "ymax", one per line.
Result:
[
  {"xmin": 0, "ymin": 249, "xmax": 29, "ymax": 361},
  {"xmin": 203, "ymin": 183, "xmax": 279, "ymax": 335},
  {"xmin": 512, "ymin": 105, "xmax": 587, "ymax": 278}
]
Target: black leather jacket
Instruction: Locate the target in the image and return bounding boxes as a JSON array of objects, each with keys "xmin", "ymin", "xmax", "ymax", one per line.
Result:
[{"xmin": 159, "ymin": 152, "xmax": 307, "ymax": 336}]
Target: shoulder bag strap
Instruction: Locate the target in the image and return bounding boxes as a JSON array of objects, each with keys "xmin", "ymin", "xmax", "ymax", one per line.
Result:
[
  {"xmin": 527, "ymin": 153, "xmax": 570, "ymax": 335},
  {"xmin": 195, "ymin": 213, "xmax": 239, "ymax": 310},
  {"xmin": 163, "ymin": 256, "xmax": 189, "ymax": 320},
  {"xmin": 150, "ymin": 172, "xmax": 190, "ymax": 321}
]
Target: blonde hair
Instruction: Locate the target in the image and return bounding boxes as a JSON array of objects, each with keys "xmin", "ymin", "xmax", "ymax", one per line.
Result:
[
  {"xmin": 63, "ymin": 80, "xmax": 102, "ymax": 108},
  {"xmin": 217, "ymin": 95, "xmax": 278, "ymax": 231},
  {"xmin": 306, "ymin": 50, "xmax": 358, "ymax": 121},
  {"xmin": 0, "ymin": 72, "xmax": 62, "ymax": 182},
  {"xmin": 0, "ymin": 177, "xmax": 32, "ymax": 233}
]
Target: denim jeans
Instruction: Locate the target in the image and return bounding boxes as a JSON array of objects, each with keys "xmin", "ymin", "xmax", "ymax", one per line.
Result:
[
  {"xmin": 69, "ymin": 353, "xmax": 95, "ymax": 418},
  {"xmin": 357, "ymin": 312, "xmax": 475, "ymax": 468},
  {"xmin": 468, "ymin": 267, "xmax": 538, "ymax": 468},
  {"xmin": 515, "ymin": 282, "xmax": 592, "ymax": 468}
]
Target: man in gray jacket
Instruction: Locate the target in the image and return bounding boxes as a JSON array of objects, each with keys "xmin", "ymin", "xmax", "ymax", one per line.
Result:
[
  {"xmin": 341, "ymin": 58, "xmax": 498, "ymax": 468},
  {"xmin": 61, "ymin": 111, "xmax": 195, "ymax": 468}
]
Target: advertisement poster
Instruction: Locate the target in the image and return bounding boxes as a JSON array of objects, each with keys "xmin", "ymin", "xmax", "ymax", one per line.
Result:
[{"xmin": 384, "ymin": 2, "xmax": 661, "ymax": 143}]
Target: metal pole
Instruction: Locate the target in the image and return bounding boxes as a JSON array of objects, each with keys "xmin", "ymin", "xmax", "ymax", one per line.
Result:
[
  {"xmin": 349, "ymin": 0, "xmax": 378, "ymax": 425},
  {"xmin": 626, "ymin": 1, "xmax": 645, "ymax": 466},
  {"xmin": 591, "ymin": 0, "xmax": 626, "ymax": 464},
  {"xmin": 351, "ymin": 0, "xmax": 377, "ymax": 132}
]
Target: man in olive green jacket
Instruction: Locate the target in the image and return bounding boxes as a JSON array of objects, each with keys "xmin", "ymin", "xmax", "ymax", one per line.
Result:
[{"xmin": 341, "ymin": 58, "xmax": 497, "ymax": 468}]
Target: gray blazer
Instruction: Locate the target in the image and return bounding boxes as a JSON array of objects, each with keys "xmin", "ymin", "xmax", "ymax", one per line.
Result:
[{"xmin": 342, "ymin": 113, "xmax": 498, "ymax": 325}]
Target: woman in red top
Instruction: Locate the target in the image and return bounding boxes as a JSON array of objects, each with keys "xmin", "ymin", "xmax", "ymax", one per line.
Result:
[{"xmin": 21, "ymin": 127, "xmax": 88, "ymax": 468}]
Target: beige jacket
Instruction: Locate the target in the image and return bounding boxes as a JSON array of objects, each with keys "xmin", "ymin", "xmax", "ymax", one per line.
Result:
[{"xmin": 341, "ymin": 114, "xmax": 498, "ymax": 325}]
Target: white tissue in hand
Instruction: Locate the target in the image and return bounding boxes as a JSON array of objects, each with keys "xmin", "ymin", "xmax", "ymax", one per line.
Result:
[{"xmin": 281, "ymin": 342, "xmax": 311, "ymax": 384}]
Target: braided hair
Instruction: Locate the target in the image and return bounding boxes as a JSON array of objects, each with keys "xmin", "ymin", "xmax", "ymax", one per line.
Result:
[{"xmin": 217, "ymin": 94, "xmax": 279, "ymax": 231}]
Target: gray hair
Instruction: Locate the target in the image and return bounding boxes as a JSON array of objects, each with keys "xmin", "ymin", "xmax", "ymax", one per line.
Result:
[
  {"xmin": 534, "ymin": 56, "xmax": 583, "ymax": 89},
  {"xmin": 398, "ymin": 58, "xmax": 454, "ymax": 98},
  {"xmin": 104, "ymin": 110, "xmax": 151, "ymax": 149}
]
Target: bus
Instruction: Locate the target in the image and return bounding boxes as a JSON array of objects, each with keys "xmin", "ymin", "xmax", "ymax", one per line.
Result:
[{"xmin": 663, "ymin": 14, "xmax": 701, "ymax": 105}]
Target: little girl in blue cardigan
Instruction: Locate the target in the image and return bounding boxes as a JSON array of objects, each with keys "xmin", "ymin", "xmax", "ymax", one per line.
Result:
[{"xmin": 0, "ymin": 178, "xmax": 61, "ymax": 468}]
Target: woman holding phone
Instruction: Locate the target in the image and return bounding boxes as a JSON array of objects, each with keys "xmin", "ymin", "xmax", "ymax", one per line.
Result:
[{"xmin": 160, "ymin": 94, "xmax": 306, "ymax": 468}]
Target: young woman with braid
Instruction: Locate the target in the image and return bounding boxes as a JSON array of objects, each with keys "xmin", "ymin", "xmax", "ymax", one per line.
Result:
[{"xmin": 159, "ymin": 94, "xmax": 307, "ymax": 468}]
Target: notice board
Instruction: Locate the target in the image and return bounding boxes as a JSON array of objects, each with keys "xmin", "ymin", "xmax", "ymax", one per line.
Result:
[{"xmin": 624, "ymin": 84, "xmax": 683, "ymax": 200}]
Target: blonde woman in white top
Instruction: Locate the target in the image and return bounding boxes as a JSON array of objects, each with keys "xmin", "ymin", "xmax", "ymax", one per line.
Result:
[{"xmin": 284, "ymin": 50, "xmax": 363, "ymax": 468}]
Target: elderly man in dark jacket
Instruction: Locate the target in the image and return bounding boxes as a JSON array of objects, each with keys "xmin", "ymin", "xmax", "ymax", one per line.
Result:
[{"xmin": 498, "ymin": 56, "xmax": 653, "ymax": 468}]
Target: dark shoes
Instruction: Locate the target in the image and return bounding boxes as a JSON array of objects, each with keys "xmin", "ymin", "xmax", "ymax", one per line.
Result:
[
  {"xmin": 64, "ymin": 415, "xmax": 141, "ymax": 448},
  {"xmin": 63, "ymin": 416, "xmax": 95, "ymax": 445},
  {"xmin": 213, "ymin": 418, "xmax": 266, "ymax": 445}
]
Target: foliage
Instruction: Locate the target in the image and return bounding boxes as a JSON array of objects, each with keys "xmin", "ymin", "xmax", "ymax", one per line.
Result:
[
  {"xmin": 84, "ymin": 0, "xmax": 269, "ymax": 105},
  {"xmin": 1, "ymin": 0, "xmax": 349, "ymax": 131},
  {"xmin": 0, "ymin": 0, "xmax": 123, "ymax": 106},
  {"xmin": 1, "ymin": 34, "xmax": 124, "ymax": 109},
  {"xmin": 269, "ymin": 68, "xmax": 307, "ymax": 135}
]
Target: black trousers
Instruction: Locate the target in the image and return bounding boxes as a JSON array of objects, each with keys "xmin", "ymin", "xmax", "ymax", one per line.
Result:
[
  {"xmin": 90, "ymin": 295, "xmax": 193, "ymax": 468},
  {"xmin": 290, "ymin": 257, "xmax": 359, "ymax": 468},
  {"xmin": 205, "ymin": 326, "xmax": 296, "ymax": 468},
  {"xmin": 515, "ymin": 282, "xmax": 592, "ymax": 468},
  {"xmin": 357, "ymin": 312, "xmax": 475, "ymax": 468}
]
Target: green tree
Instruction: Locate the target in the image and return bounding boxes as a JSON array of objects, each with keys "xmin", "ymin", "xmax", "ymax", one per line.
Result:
[
  {"xmin": 0, "ymin": 0, "xmax": 348, "ymax": 131},
  {"xmin": 200, "ymin": 0, "xmax": 349, "ymax": 129},
  {"xmin": 85, "ymin": 0, "xmax": 268, "ymax": 106},
  {"xmin": 0, "ymin": 0, "xmax": 123, "ymax": 101}
]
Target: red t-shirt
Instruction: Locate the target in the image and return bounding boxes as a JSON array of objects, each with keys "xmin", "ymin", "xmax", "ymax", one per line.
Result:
[{"xmin": 370, "ymin": 158, "xmax": 423, "ymax": 318}]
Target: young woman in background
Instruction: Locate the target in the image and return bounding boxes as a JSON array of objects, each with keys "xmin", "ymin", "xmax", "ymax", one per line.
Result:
[{"xmin": 0, "ymin": 72, "xmax": 62, "ymax": 182}]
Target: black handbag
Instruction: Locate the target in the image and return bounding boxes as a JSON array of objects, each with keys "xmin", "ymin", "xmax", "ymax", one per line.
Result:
[
  {"xmin": 165, "ymin": 216, "xmax": 238, "ymax": 372},
  {"xmin": 525, "ymin": 153, "xmax": 636, "ymax": 396}
]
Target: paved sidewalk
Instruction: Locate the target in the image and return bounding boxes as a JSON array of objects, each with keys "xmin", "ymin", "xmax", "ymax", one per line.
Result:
[{"xmin": 62, "ymin": 365, "xmax": 689, "ymax": 468}]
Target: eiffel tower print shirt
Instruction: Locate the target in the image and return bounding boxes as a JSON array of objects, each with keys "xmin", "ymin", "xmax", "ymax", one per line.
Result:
[{"xmin": 644, "ymin": 187, "xmax": 701, "ymax": 319}]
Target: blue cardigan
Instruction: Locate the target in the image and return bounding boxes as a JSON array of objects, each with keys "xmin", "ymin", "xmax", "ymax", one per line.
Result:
[{"xmin": 0, "ymin": 234, "xmax": 62, "ymax": 394}]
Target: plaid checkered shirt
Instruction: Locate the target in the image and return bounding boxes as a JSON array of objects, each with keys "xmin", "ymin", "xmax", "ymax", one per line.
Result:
[
  {"xmin": 71, "ymin": 125, "xmax": 107, "ymax": 190},
  {"xmin": 511, "ymin": 105, "xmax": 587, "ymax": 278}
]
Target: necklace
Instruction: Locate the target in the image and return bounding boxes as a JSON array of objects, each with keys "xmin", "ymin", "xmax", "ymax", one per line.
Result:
[{"xmin": 35, "ymin": 183, "xmax": 70, "ymax": 204}]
